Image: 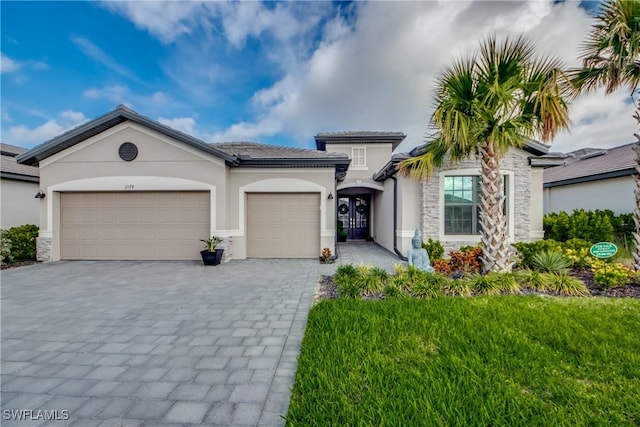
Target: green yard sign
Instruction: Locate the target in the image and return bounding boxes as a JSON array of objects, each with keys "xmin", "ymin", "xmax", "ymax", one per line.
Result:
[{"xmin": 589, "ymin": 242, "xmax": 618, "ymax": 259}]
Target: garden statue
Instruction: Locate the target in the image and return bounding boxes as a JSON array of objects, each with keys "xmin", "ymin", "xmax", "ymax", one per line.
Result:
[{"xmin": 407, "ymin": 230, "xmax": 434, "ymax": 272}]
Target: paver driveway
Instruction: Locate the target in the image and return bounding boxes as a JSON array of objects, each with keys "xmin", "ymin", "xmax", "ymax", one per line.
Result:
[{"xmin": 1, "ymin": 259, "xmax": 325, "ymax": 427}]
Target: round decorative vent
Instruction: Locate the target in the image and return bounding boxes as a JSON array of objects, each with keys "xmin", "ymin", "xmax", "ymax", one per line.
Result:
[{"xmin": 118, "ymin": 142, "xmax": 138, "ymax": 161}]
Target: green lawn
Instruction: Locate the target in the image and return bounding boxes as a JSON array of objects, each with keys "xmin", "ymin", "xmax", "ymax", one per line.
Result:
[{"xmin": 286, "ymin": 296, "xmax": 640, "ymax": 426}]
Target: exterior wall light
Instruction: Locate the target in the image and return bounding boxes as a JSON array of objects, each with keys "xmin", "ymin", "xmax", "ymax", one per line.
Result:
[
  {"xmin": 35, "ymin": 190, "xmax": 46, "ymax": 199},
  {"xmin": 328, "ymin": 192, "xmax": 334, "ymax": 200}
]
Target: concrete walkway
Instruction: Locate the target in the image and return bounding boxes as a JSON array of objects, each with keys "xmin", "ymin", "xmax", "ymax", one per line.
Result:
[
  {"xmin": 1, "ymin": 260, "xmax": 321, "ymax": 427},
  {"xmin": 335, "ymin": 241, "xmax": 403, "ymax": 273}
]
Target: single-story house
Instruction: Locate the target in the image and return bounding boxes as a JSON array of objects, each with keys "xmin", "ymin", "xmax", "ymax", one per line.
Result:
[
  {"xmin": 1, "ymin": 143, "xmax": 40, "ymax": 229},
  {"xmin": 543, "ymin": 142, "xmax": 637, "ymax": 215},
  {"xmin": 17, "ymin": 105, "xmax": 548, "ymax": 261}
]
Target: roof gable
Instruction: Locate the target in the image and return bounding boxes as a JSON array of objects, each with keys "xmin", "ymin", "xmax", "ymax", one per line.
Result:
[{"xmin": 16, "ymin": 105, "xmax": 235, "ymax": 166}]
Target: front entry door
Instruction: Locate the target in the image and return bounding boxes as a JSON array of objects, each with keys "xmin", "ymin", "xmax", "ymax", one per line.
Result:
[{"xmin": 338, "ymin": 196, "xmax": 370, "ymax": 240}]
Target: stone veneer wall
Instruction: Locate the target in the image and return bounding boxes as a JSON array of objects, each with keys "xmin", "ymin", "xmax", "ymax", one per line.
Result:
[
  {"xmin": 36, "ymin": 236, "xmax": 233, "ymax": 263},
  {"xmin": 36, "ymin": 237, "xmax": 52, "ymax": 262},
  {"xmin": 220, "ymin": 237, "xmax": 232, "ymax": 263},
  {"xmin": 420, "ymin": 149, "xmax": 532, "ymax": 253}
]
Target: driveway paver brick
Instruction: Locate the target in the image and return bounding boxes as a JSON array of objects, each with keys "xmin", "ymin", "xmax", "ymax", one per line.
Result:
[
  {"xmin": 1, "ymin": 245, "xmax": 400, "ymax": 426},
  {"xmin": 1, "ymin": 259, "xmax": 324, "ymax": 426}
]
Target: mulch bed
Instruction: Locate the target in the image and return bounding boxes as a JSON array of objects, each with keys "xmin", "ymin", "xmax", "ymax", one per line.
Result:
[
  {"xmin": 572, "ymin": 269, "xmax": 640, "ymax": 298},
  {"xmin": 0, "ymin": 260, "xmax": 38, "ymax": 270},
  {"xmin": 314, "ymin": 271, "xmax": 640, "ymax": 303}
]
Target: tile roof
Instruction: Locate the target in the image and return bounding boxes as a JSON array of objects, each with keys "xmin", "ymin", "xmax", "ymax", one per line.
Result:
[
  {"xmin": 212, "ymin": 142, "xmax": 348, "ymax": 160},
  {"xmin": 544, "ymin": 142, "xmax": 637, "ymax": 185},
  {"xmin": 1, "ymin": 143, "xmax": 39, "ymax": 180}
]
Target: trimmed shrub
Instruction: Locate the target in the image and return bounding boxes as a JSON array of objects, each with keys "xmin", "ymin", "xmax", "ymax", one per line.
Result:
[
  {"xmin": 334, "ymin": 264, "xmax": 358, "ymax": 284},
  {"xmin": 468, "ymin": 274, "xmax": 502, "ymax": 296},
  {"xmin": 531, "ymin": 250, "xmax": 572, "ymax": 273},
  {"xmin": 515, "ymin": 270, "xmax": 551, "ymax": 291},
  {"xmin": 2, "ymin": 224, "xmax": 38, "ymax": 262},
  {"xmin": 443, "ymin": 278, "xmax": 473, "ymax": 297},
  {"xmin": 448, "ymin": 246, "xmax": 482, "ymax": 276},
  {"xmin": 361, "ymin": 266, "xmax": 388, "ymax": 294},
  {"xmin": 422, "ymin": 238, "xmax": 444, "ymax": 261},
  {"xmin": 407, "ymin": 272, "xmax": 448, "ymax": 299},
  {"xmin": 382, "ymin": 282, "xmax": 407, "ymax": 298},
  {"xmin": 588, "ymin": 259, "xmax": 632, "ymax": 289},
  {"xmin": 547, "ymin": 271, "xmax": 590, "ymax": 296},
  {"xmin": 543, "ymin": 209, "xmax": 619, "ymax": 243},
  {"xmin": 1, "ymin": 230, "xmax": 14, "ymax": 265},
  {"xmin": 492, "ymin": 272, "xmax": 521, "ymax": 294}
]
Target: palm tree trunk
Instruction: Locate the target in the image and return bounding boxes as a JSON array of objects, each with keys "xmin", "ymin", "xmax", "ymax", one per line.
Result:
[
  {"xmin": 633, "ymin": 105, "xmax": 640, "ymax": 271},
  {"xmin": 479, "ymin": 141, "xmax": 511, "ymax": 273}
]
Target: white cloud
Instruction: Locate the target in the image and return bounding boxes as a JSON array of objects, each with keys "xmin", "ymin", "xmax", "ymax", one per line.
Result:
[
  {"xmin": 1, "ymin": 53, "xmax": 20, "ymax": 73},
  {"xmin": 551, "ymin": 88, "xmax": 638, "ymax": 151},
  {"xmin": 71, "ymin": 35, "xmax": 139, "ymax": 82},
  {"xmin": 83, "ymin": 85, "xmax": 171, "ymax": 110},
  {"xmin": 1, "ymin": 52, "xmax": 49, "ymax": 74},
  {"xmin": 2, "ymin": 110, "xmax": 88, "ymax": 148},
  {"xmin": 97, "ymin": 1, "xmax": 634, "ymax": 154},
  {"xmin": 158, "ymin": 117, "xmax": 197, "ymax": 136},
  {"xmin": 102, "ymin": 1, "xmax": 208, "ymax": 44},
  {"xmin": 211, "ymin": 1, "xmax": 624, "ymax": 153}
]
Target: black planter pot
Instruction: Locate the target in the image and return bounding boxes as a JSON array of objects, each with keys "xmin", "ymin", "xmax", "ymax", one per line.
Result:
[
  {"xmin": 338, "ymin": 234, "xmax": 347, "ymax": 243},
  {"xmin": 201, "ymin": 249, "xmax": 224, "ymax": 266}
]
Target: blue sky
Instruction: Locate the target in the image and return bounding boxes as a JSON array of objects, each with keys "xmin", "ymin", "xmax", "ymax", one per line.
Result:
[{"xmin": 1, "ymin": 1, "xmax": 636, "ymax": 153}]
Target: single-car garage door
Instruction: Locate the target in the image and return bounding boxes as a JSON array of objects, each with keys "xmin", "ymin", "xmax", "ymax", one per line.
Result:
[
  {"xmin": 61, "ymin": 192, "xmax": 209, "ymax": 260},
  {"xmin": 247, "ymin": 193, "xmax": 319, "ymax": 258}
]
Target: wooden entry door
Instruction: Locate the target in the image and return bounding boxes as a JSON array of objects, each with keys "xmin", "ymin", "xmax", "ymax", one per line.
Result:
[{"xmin": 337, "ymin": 195, "xmax": 370, "ymax": 240}]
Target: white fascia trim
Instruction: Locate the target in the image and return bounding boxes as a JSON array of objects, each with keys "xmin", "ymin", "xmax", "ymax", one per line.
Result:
[
  {"xmin": 40, "ymin": 122, "xmax": 225, "ymax": 168},
  {"xmin": 337, "ymin": 182, "xmax": 385, "ymax": 192},
  {"xmin": 237, "ymin": 178, "xmax": 329, "ymax": 237},
  {"xmin": 438, "ymin": 168, "xmax": 515, "ymax": 243},
  {"xmin": 45, "ymin": 176, "xmax": 216, "ymax": 236},
  {"xmin": 230, "ymin": 168, "xmax": 332, "ymax": 174}
]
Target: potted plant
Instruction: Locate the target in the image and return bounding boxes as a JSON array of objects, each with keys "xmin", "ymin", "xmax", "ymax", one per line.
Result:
[
  {"xmin": 337, "ymin": 220, "xmax": 348, "ymax": 242},
  {"xmin": 200, "ymin": 236, "xmax": 224, "ymax": 266}
]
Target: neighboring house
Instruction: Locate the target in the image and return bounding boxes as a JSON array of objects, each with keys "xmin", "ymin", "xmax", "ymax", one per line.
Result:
[
  {"xmin": 17, "ymin": 105, "xmax": 548, "ymax": 262},
  {"xmin": 543, "ymin": 142, "xmax": 637, "ymax": 215},
  {"xmin": 370, "ymin": 140, "xmax": 549, "ymax": 253},
  {"xmin": 1, "ymin": 143, "xmax": 40, "ymax": 229}
]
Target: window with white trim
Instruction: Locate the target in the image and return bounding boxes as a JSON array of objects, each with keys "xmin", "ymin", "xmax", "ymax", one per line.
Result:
[
  {"xmin": 443, "ymin": 175, "xmax": 508, "ymax": 235},
  {"xmin": 351, "ymin": 147, "xmax": 366, "ymax": 167}
]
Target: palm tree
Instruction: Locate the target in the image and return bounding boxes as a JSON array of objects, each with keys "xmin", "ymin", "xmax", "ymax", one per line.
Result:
[
  {"xmin": 568, "ymin": 0, "xmax": 640, "ymax": 270},
  {"xmin": 400, "ymin": 35, "xmax": 571, "ymax": 273}
]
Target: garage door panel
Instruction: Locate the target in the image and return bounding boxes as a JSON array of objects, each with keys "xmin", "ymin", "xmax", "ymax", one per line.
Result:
[
  {"xmin": 247, "ymin": 193, "xmax": 319, "ymax": 258},
  {"xmin": 61, "ymin": 192, "xmax": 209, "ymax": 260}
]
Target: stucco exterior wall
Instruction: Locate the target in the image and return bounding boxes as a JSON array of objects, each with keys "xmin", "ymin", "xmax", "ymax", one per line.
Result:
[
  {"xmin": 373, "ymin": 179, "xmax": 394, "ymax": 253},
  {"xmin": 228, "ymin": 168, "xmax": 336, "ymax": 259},
  {"xmin": 420, "ymin": 147, "xmax": 535, "ymax": 253},
  {"xmin": 325, "ymin": 144, "xmax": 392, "ymax": 183},
  {"xmin": 37, "ymin": 122, "xmax": 227, "ymax": 261},
  {"xmin": 544, "ymin": 175, "xmax": 634, "ymax": 215},
  {"xmin": 1, "ymin": 179, "xmax": 40, "ymax": 229},
  {"xmin": 397, "ymin": 176, "xmax": 422, "ymax": 257}
]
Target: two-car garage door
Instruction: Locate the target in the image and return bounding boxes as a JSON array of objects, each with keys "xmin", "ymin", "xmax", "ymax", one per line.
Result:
[{"xmin": 61, "ymin": 192, "xmax": 209, "ymax": 260}]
